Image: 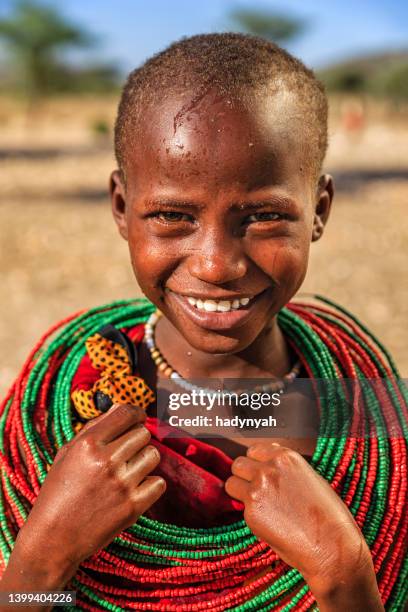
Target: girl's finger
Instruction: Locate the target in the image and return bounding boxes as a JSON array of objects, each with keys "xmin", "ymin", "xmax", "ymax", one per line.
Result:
[
  {"xmin": 73, "ymin": 419, "xmax": 99, "ymax": 439},
  {"xmin": 125, "ymin": 444, "xmax": 161, "ymax": 485},
  {"xmin": 86, "ymin": 403, "xmax": 146, "ymax": 444},
  {"xmin": 132, "ymin": 475, "xmax": 167, "ymax": 514},
  {"xmin": 247, "ymin": 441, "xmax": 281, "ymax": 462},
  {"xmin": 224, "ymin": 475, "xmax": 249, "ymax": 501},
  {"xmin": 108, "ymin": 424, "xmax": 151, "ymax": 464},
  {"xmin": 231, "ymin": 455, "xmax": 259, "ymax": 481}
]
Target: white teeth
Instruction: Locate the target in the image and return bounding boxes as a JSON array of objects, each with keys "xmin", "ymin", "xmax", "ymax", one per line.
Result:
[
  {"xmin": 217, "ymin": 300, "xmax": 232, "ymax": 312},
  {"xmin": 182, "ymin": 292, "xmax": 254, "ymax": 312},
  {"xmin": 203, "ymin": 299, "xmax": 218, "ymax": 312}
]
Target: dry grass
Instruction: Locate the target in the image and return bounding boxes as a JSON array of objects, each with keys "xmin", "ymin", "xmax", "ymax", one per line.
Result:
[{"xmin": 0, "ymin": 96, "xmax": 407, "ymax": 396}]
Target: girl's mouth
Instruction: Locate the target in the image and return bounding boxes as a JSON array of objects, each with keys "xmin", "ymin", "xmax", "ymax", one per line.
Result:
[{"xmin": 164, "ymin": 288, "xmax": 269, "ymax": 331}]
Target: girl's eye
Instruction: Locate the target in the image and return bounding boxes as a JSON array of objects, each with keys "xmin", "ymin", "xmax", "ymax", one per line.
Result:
[
  {"xmin": 155, "ymin": 211, "xmax": 193, "ymax": 223},
  {"xmin": 245, "ymin": 212, "xmax": 282, "ymax": 223}
]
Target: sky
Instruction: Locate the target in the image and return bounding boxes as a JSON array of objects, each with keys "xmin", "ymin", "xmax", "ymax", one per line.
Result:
[{"xmin": 0, "ymin": 0, "xmax": 407, "ymax": 74}]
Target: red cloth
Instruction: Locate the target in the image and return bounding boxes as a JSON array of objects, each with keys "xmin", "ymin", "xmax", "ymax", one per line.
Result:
[{"xmin": 145, "ymin": 416, "xmax": 244, "ymax": 526}]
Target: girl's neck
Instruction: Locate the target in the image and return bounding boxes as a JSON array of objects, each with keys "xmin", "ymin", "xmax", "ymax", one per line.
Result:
[{"xmin": 154, "ymin": 314, "xmax": 294, "ymax": 379}]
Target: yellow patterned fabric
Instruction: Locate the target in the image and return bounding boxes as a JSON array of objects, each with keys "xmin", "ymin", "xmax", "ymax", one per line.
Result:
[{"xmin": 71, "ymin": 331, "xmax": 154, "ymax": 431}]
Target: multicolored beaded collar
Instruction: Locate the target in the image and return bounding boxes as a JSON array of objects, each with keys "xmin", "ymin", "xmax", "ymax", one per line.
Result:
[{"xmin": 0, "ymin": 295, "xmax": 407, "ymax": 610}]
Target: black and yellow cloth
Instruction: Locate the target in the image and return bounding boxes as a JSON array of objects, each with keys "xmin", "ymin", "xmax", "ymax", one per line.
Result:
[{"xmin": 71, "ymin": 324, "xmax": 154, "ymax": 431}]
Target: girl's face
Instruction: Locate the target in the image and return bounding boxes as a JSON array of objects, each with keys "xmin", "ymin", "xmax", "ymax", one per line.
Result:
[{"xmin": 110, "ymin": 90, "xmax": 332, "ymax": 355}]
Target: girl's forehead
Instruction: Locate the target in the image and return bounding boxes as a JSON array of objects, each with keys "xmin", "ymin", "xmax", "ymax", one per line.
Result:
[
  {"xmin": 142, "ymin": 92, "xmax": 260, "ymax": 151},
  {"xmin": 126, "ymin": 90, "xmax": 307, "ymax": 191}
]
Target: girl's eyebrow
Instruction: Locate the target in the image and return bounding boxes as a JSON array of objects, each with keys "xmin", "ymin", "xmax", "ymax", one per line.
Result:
[
  {"xmin": 229, "ymin": 197, "xmax": 299, "ymax": 212},
  {"xmin": 144, "ymin": 198, "xmax": 205, "ymax": 211},
  {"xmin": 143, "ymin": 196, "xmax": 298, "ymax": 212}
]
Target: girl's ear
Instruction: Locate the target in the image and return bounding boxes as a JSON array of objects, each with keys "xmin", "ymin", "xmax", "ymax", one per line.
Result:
[
  {"xmin": 312, "ymin": 174, "xmax": 334, "ymax": 242},
  {"xmin": 110, "ymin": 170, "xmax": 128, "ymax": 241}
]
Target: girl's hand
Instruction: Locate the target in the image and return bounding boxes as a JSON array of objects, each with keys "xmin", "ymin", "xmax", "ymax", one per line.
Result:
[
  {"xmin": 15, "ymin": 403, "xmax": 166, "ymax": 578},
  {"xmin": 225, "ymin": 442, "xmax": 383, "ymax": 609}
]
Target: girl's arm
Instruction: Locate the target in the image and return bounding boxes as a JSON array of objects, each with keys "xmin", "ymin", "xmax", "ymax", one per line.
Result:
[
  {"xmin": 225, "ymin": 442, "xmax": 384, "ymax": 612},
  {"xmin": 0, "ymin": 403, "xmax": 166, "ymax": 612},
  {"xmin": 0, "ymin": 531, "xmax": 78, "ymax": 612},
  {"xmin": 306, "ymin": 554, "xmax": 384, "ymax": 611}
]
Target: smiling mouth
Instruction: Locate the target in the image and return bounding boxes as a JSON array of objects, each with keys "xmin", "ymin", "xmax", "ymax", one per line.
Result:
[
  {"xmin": 165, "ymin": 288, "xmax": 253, "ymax": 312},
  {"xmin": 164, "ymin": 287, "xmax": 269, "ymax": 331}
]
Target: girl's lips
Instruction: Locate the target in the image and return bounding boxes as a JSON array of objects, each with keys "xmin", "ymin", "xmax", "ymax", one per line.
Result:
[{"xmin": 166, "ymin": 289, "xmax": 269, "ymax": 331}]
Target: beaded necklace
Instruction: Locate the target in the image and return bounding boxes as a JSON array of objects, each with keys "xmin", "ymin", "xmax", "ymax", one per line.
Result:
[
  {"xmin": 144, "ymin": 309, "xmax": 302, "ymax": 396},
  {"xmin": 0, "ymin": 295, "xmax": 407, "ymax": 611}
]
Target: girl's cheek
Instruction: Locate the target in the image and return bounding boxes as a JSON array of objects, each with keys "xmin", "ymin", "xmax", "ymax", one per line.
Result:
[
  {"xmin": 273, "ymin": 244, "xmax": 310, "ymax": 291},
  {"xmin": 252, "ymin": 239, "xmax": 309, "ymax": 282},
  {"xmin": 129, "ymin": 240, "xmax": 177, "ymax": 293}
]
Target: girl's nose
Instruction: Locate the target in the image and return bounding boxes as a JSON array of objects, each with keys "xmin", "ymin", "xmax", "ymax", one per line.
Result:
[{"xmin": 187, "ymin": 240, "xmax": 247, "ymax": 285}]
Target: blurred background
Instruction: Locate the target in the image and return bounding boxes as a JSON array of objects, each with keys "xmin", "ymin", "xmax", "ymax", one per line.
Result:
[{"xmin": 0, "ymin": 0, "xmax": 407, "ymax": 394}]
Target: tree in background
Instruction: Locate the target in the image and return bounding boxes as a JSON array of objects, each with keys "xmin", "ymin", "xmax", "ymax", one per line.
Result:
[
  {"xmin": 230, "ymin": 8, "xmax": 408, "ymax": 104},
  {"xmin": 320, "ymin": 51, "xmax": 408, "ymax": 103},
  {"xmin": 229, "ymin": 7, "xmax": 305, "ymax": 44},
  {"xmin": 0, "ymin": 0, "xmax": 118, "ymax": 102}
]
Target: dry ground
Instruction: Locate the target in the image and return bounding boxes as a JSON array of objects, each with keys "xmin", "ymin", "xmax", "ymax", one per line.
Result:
[{"xmin": 0, "ymin": 96, "xmax": 407, "ymax": 395}]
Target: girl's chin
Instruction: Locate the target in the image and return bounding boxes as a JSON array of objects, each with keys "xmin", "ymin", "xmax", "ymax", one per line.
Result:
[
  {"xmin": 170, "ymin": 316, "xmax": 264, "ymax": 355},
  {"xmin": 181, "ymin": 334, "xmax": 246, "ymax": 355}
]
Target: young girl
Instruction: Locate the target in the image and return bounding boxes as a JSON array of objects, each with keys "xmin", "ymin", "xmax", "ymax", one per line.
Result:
[{"xmin": 0, "ymin": 33, "xmax": 407, "ymax": 611}]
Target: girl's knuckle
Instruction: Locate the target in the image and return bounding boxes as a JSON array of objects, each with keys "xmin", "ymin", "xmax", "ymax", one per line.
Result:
[
  {"xmin": 272, "ymin": 447, "xmax": 299, "ymax": 469},
  {"xmin": 76, "ymin": 433, "xmax": 98, "ymax": 455},
  {"xmin": 123, "ymin": 497, "xmax": 138, "ymax": 520},
  {"xmin": 247, "ymin": 485, "xmax": 259, "ymax": 503},
  {"xmin": 260, "ymin": 464, "xmax": 275, "ymax": 482},
  {"xmin": 102, "ymin": 454, "xmax": 117, "ymax": 476},
  {"xmin": 115, "ymin": 476, "xmax": 131, "ymax": 499}
]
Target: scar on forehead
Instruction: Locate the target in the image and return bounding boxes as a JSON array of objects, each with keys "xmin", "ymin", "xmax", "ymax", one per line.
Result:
[{"xmin": 172, "ymin": 83, "xmax": 226, "ymax": 136}]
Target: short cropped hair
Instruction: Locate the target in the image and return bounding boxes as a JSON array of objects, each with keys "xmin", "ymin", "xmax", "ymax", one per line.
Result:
[{"xmin": 114, "ymin": 32, "xmax": 328, "ymax": 184}]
